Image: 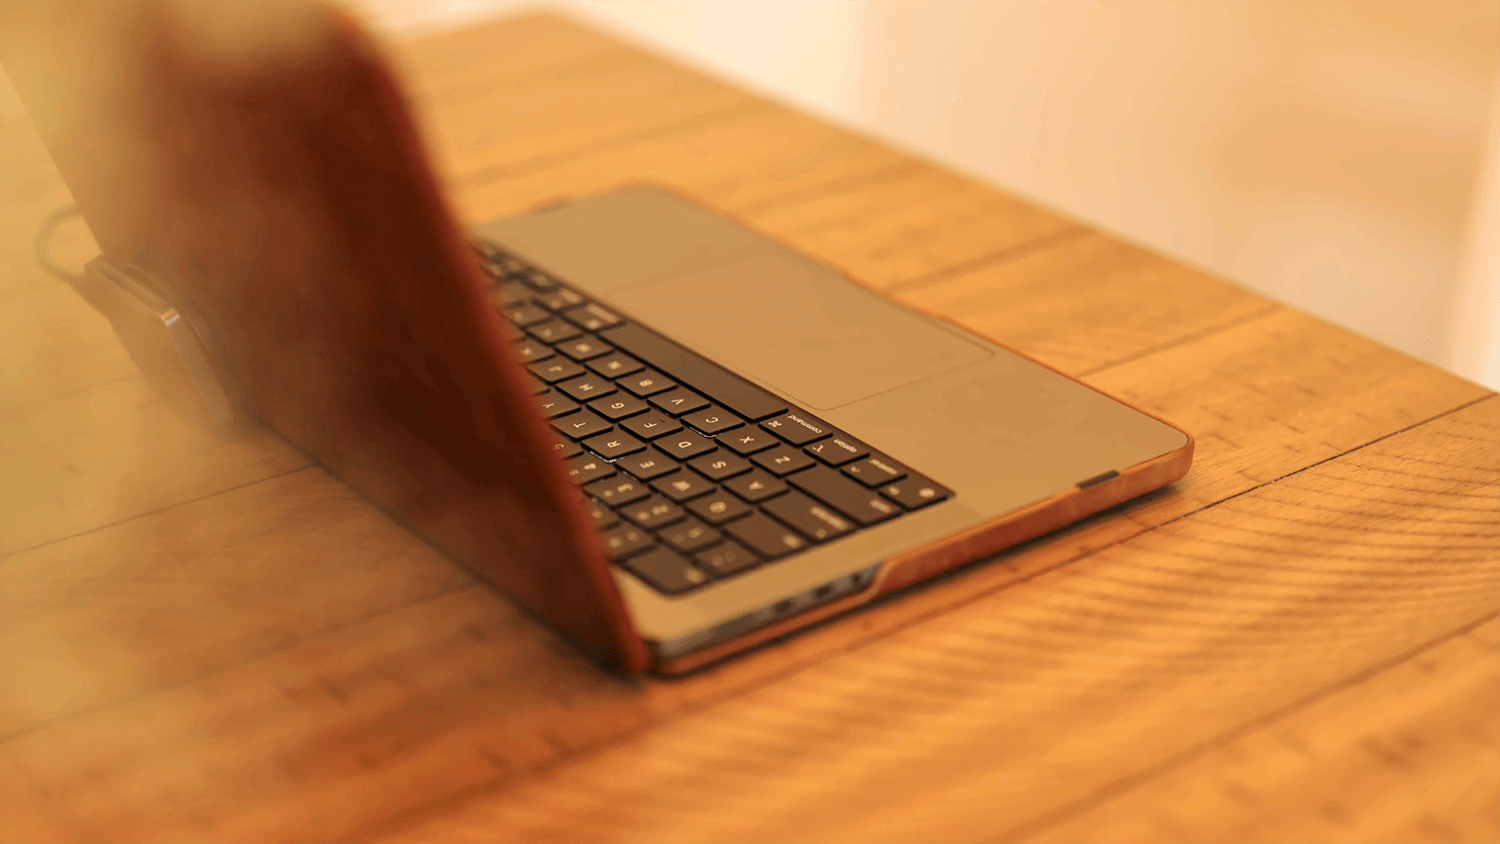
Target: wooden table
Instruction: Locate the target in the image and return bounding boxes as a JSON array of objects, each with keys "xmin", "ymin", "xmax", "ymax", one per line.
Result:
[{"xmin": 3, "ymin": 14, "xmax": 1497, "ymax": 843}]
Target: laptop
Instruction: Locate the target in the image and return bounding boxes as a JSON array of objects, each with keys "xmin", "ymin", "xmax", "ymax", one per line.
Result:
[{"xmin": 0, "ymin": 1, "xmax": 1192, "ymax": 674}]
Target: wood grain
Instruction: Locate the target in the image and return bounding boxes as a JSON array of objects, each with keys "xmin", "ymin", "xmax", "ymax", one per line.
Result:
[{"xmin": 1, "ymin": 11, "xmax": 1496, "ymax": 844}]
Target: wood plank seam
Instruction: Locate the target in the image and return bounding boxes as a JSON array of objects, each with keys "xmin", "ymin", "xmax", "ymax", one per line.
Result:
[
  {"xmin": 355, "ymin": 394, "xmax": 1500, "ymax": 836},
  {"xmin": 883, "ymin": 226, "xmax": 1093, "ymax": 295},
  {"xmin": 1076, "ymin": 302, "xmax": 1285, "ymax": 378},
  {"xmin": 998, "ymin": 606, "xmax": 1500, "ymax": 844}
]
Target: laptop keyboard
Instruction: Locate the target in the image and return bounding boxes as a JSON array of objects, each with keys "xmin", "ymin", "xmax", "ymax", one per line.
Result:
[{"xmin": 476, "ymin": 241, "xmax": 953, "ymax": 596}]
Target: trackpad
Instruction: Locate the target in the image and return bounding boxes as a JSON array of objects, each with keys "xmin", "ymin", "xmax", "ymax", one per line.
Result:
[{"xmin": 609, "ymin": 251, "xmax": 992, "ymax": 410}]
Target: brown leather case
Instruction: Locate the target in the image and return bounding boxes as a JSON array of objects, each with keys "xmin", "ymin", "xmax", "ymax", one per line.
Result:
[{"xmin": 0, "ymin": 1, "xmax": 649, "ymax": 673}]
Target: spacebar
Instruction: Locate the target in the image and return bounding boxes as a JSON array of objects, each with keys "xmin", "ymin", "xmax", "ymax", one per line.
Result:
[{"xmin": 599, "ymin": 323, "xmax": 788, "ymax": 421}]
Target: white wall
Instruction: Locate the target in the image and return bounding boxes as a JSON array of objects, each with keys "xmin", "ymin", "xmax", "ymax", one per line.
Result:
[{"xmin": 357, "ymin": 0, "xmax": 1500, "ymax": 388}]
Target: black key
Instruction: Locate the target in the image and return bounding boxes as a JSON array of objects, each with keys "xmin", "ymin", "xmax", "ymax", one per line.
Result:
[
  {"xmin": 761, "ymin": 411, "xmax": 832, "ymax": 445},
  {"xmin": 788, "ymin": 465, "xmax": 902, "ymax": 526},
  {"xmin": 650, "ymin": 470, "xmax": 716, "ymax": 502},
  {"xmin": 650, "ymin": 388, "xmax": 709, "ymax": 417},
  {"xmin": 724, "ymin": 513, "xmax": 810, "ymax": 560},
  {"xmin": 528, "ymin": 319, "xmax": 582, "ymax": 344},
  {"xmin": 583, "ymin": 430, "xmax": 645, "ymax": 459},
  {"xmin": 752, "ymin": 445, "xmax": 815, "ymax": 477},
  {"xmin": 618, "ymin": 369, "xmax": 676, "ymax": 397},
  {"xmin": 557, "ymin": 336, "xmax": 613, "ymax": 362},
  {"xmin": 686, "ymin": 490, "xmax": 751, "ymax": 525},
  {"xmin": 804, "ymin": 433, "xmax": 870, "ymax": 467},
  {"xmin": 616, "ymin": 448, "xmax": 680, "ymax": 481},
  {"xmin": 683, "ymin": 406, "xmax": 743, "ymax": 435},
  {"xmin": 585, "ymin": 500, "xmax": 619, "ymax": 531},
  {"xmin": 525, "ymin": 374, "xmax": 549, "ymax": 395},
  {"xmin": 514, "ymin": 338, "xmax": 554, "ymax": 363},
  {"xmin": 556, "ymin": 374, "xmax": 616, "ymax": 402},
  {"xmin": 560, "ymin": 302, "xmax": 623, "ymax": 332},
  {"xmin": 600, "ymin": 323, "xmax": 788, "ymax": 421},
  {"xmin": 588, "ymin": 394, "xmax": 649, "ymax": 421},
  {"xmin": 587, "ymin": 352, "xmax": 643, "ymax": 379},
  {"xmin": 660, "ymin": 518, "xmax": 723, "ymax": 554},
  {"xmin": 536, "ymin": 288, "xmax": 585, "ymax": 311},
  {"xmin": 763, "ymin": 490, "xmax": 854, "ymax": 542},
  {"xmin": 600, "ymin": 525, "xmax": 654, "ymax": 560},
  {"xmin": 584, "ymin": 475, "xmax": 650, "ymax": 506},
  {"xmin": 689, "ymin": 452, "xmax": 751, "ymax": 481},
  {"xmin": 527, "ymin": 358, "xmax": 584, "ymax": 384},
  {"xmin": 550, "ymin": 436, "xmax": 582, "ymax": 459},
  {"xmin": 621, "ymin": 411, "xmax": 682, "ymax": 440},
  {"xmin": 619, "ymin": 546, "xmax": 708, "ymax": 594},
  {"xmin": 720, "ymin": 427, "xmax": 779, "ymax": 456},
  {"xmin": 656, "ymin": 431, "xmax": 717, "ymax": 461},
  {"xmin": 508, "ymin": 303, "xmax": 551, "ymax": 327},
  {"xmin": 491, "ymin": 281, "xmax": 530, "ymax": 308},
  {"xmin": 843, "ymin": 456, "xmax": 907, "ymax": 487},
  {"xmin": 519, "ymin": 269, "xmax": 559, "ymax": 292},
  {"xmin": 562, "ymin": 454, "xmax": 615, "ymax": 486},
  {"xmin": 695, "ymin": 540, "xmax": 760, "ymax": 577},
  {"xmin": 550, "ymin": 410, "xmax": 613, "ymax": 440},
  {"xmin": 621, "ymin": 495, "xmax": 687, "ymax": 529},
  {"xmin": 881, "ymin": 475, "xmax": 952, "ymax": 509},
  {"xmin": 723, "ymin": 469, "xmax": 787, "ymax": 503},
  {"xmin": 535, "ymin": 391, "xmax": 580, "ymax": 419}
]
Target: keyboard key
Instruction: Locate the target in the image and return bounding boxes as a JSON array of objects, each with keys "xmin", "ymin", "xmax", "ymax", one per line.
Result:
[
  {"xmin": 526, "ymin": 374, "xmax": 549, "ymax": 394},
  {"xmin": 880, "ymin": 475, "xmax": 952, "ymax": 509},
  {"xmin": 761, "ymin": 412, "xmax": 831, "ymax": 445},
  {"xmin": 694, "ymin": 540, "xmax": 760, "ymax": 577},
  {"xmin": 527, "ymin": 358, "xmax": 584, "ymax": 384},
  {"xmin": 660, "ymin": 518, "xmax": 723, "ymax": 554},
  {"xmin": 619, "ymin": 546, "xmax": 708, "ymax": 595},
  {"xmin": 804, "ymin": 433, "xmax": 870, "ymax": 467},
  {"xmin": 535, "ymin": 391, "xmax": 580, "ymax": 419},
  {"xmin": 620, "ymin": 411, "xmax": 682, "ymax": 440},
  {"xmin": 557, "ymin": 336, "xmax": 613, "ymax": 361},
  {"xmin": 550, "ymin": 436, "xmax": 582, "ymax": 459},
  {"xmin": 600, "ymin": 323, "xmax": 788, "ymax": 421},
  {"xmin": 550, "ymin": 410, "xmax": 613, "ymax": 440},
  {"xmin": 723, "ymin": 469, "xmax": 787, "ymax": 503},
  {"xmin": 519, "ymin": 269, "xmax": 559, "ymax": 292},
  {"xmin": 584, "ymin": 430, "xmax": 645, "ymax": 459},
  {"xmin": 686, "ymin": 490, "xmax": 751, "ymax": 525},
  {"xmin": 507, "ymin": 303, "xmax": 551, "ymax": 327},
  {"xmin": 752, "ymin": 445, "xmax": 815, "ymax": 476},
  {"xmin": 619, "ymin": 370, "xmax": 677, "ymax": 397},
  {"xmin": 650, "ymin": 388, "xmax": 709, "ymax": 417},
  {"xmin": 556, "ymin": 375, "xmax": 616, "ymax": 402},
  {"xmin": 527, "ymin": 318, "xmax": 582, "ymax": 344},
  {"xmin": 600, "ymin": 525, "xmax": 654, "ymax": 560},
  {"xmin": 587, "ymin": 352, "xmax": 643, "ymax": 379},
  {"xmin": 724, "ymin": 513, "xmax": 809, "ymax": 559},
  {"xmin": 536, "ymin": 288, "xmax": 585, "ymax": 311},
  {"xmin": 562, "ymin": 454, "xmax": 615, "ymax": 486},
  {"xmin": 584, "ymin": 475, "xmax": 650, "ymax": 506},
  {"xmin": 622, "ymin": 495, "xmax": 687, "ymax": 529},
  {"xmin": 657, "ymin": 431, "xmax": 717, "ymax": 461},
  {"xmin": 585, "ymin": 500, "xmax": 619, "ymax": 530},
  {"xmin": 514, "ymin": 338, "xmax": 553, "ymax": 363},
  {"xmin": 788, "ymin": 465, "xmax": 902, "ymax": 526},
  {"xmin": 683, "ymin": 406, "xmax": 743, "ymax": 435},
  {"xmin": 650, "ymin": 470, "xmax": 716, "ymax": 502},
  {"xmin": 616, "ymin": 447, "xmax": 680, "ymax": 481},
  {"xmin": 720, "ymin": 427, "xmax": 779, "ymax": 455},
  {"xmin": 561, "ymin": 302, "xmax": 623, "ymax": 331},
  {"xmin": 491, "ymin": 281, "xmax": 531, "ymax": 308},
  {"xmin": 588, "ymin": 394, "xmax": 649, "ymax": 421},
  {"xmin": 689, "ymin": 452, "xmax": 751, "ymax": 481},
  {"xmin": 763, "ymin": 490, "xmax": 854, "ymax": 542},
  {"xmin": 843, "ymin": 456, "xmax": 907, "ymax": 487}
]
